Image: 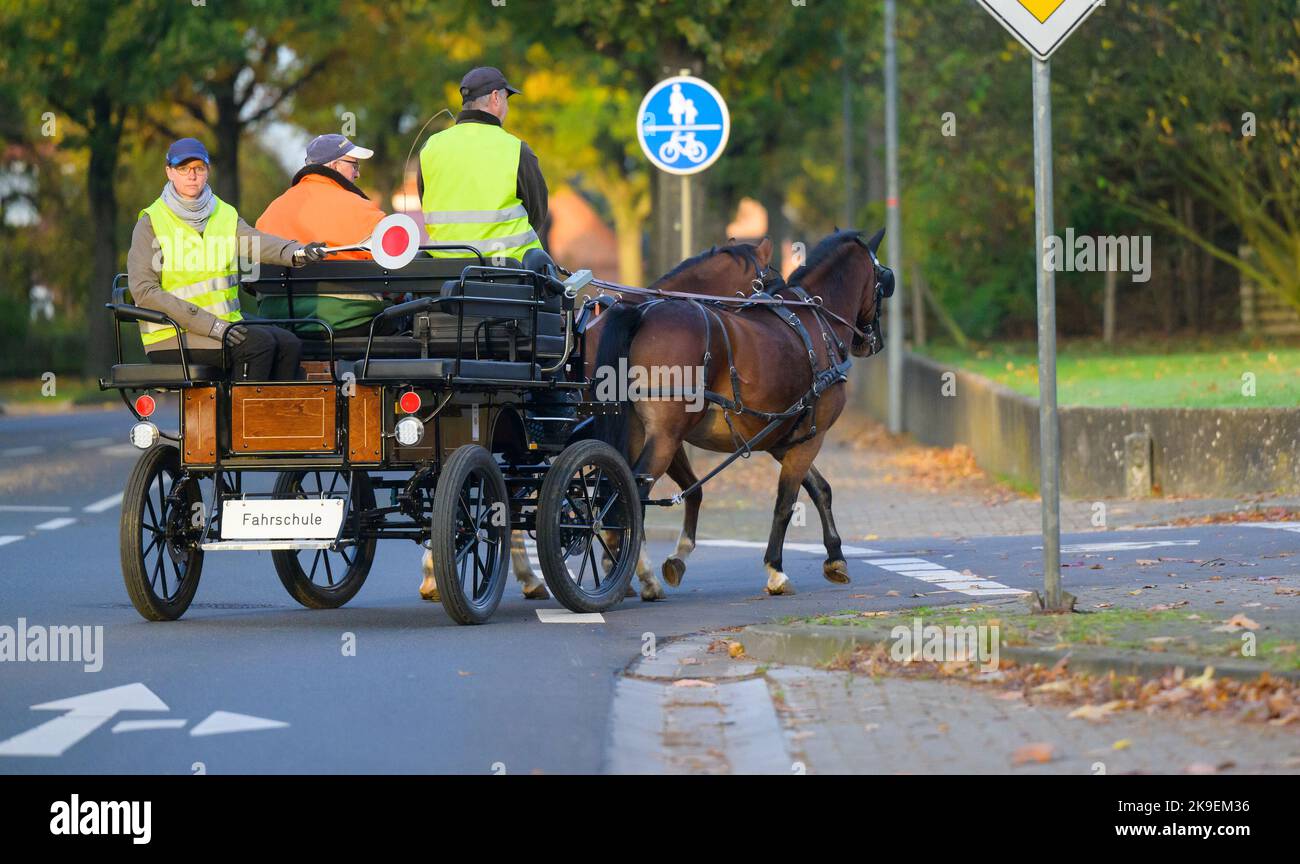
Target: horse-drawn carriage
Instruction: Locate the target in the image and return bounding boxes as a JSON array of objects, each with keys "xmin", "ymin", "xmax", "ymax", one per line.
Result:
[
  {"xmin": 102, "ymin": 220, "xmax": 892, "ymax": 623},
  {"xmin": 101, "ymin": 237, "xmax": 645, "ymax": 625}
]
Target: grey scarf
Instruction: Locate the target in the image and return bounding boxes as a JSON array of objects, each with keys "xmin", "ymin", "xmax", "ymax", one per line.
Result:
[{"xmin": 161, "ymin": 181, "xmax": 216, "ymax": 231}]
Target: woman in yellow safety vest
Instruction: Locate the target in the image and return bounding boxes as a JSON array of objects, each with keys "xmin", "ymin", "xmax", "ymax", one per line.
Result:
[{"xmin": 126, "ymin": 138, "xmax": 327, "ymax": 380}]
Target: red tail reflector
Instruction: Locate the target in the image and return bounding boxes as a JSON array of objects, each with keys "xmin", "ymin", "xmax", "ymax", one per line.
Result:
[
  {"xmin": 134, "ymin": 394, "xmax": 156, "ymax": 417},
  {"xmin": 399, "ymin": 391, "xmax": 421, "ymax": 414}
]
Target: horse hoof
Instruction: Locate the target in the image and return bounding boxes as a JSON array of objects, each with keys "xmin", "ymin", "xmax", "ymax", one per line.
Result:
[
  {"xmin": 640, "ymin": 580, "xmax": 665, "ymax": 602},
  {"xmin": 823, "ymin": 559, "xmax": 850, "ymax": 584},
  {"xmin": 521, "ymin": 581, "xmax": 550, "ymax": 600},
  {"xmin": 662, "ymin": 556, "xmax": 686, "ymax": 587},
  {"xmin": 765, "ymin": 571, "xmax": 794, "ymax": 595},
  {"xmin": 418, "ymin": 574, "xmax": 441, "ymax": 603}
]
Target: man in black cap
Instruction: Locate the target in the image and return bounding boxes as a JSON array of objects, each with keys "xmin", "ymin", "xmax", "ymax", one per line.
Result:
[{"xmin": 417, "ymin": 66, "xmax": 548, "ymax": 261}]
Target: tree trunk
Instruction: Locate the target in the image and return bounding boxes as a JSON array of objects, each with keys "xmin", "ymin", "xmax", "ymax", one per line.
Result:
[
  {"xmin": 910, "ymin": 264, "xmax": 926, "ymax": 347},
  {"xmin": 1178, "ymin": 190, "xmax": 1199, "ymax": 331},
  {"xmin": 83, "ymin": 97, "xmax": 121, "ymax": 378},
  {"xmin": 611, "ymin": 198, "xmax": 646, "ymax": 287},
  {"xmin": 1103, "ymin": 268, "xmax": 1117, "ymax": 344},
  {"xmin": 209, "ymin": 76, "xmax": 242, "ymax": 209},
  {"xmin": 840, "ymin": 32, "xmax": 855, "ymax": 228}
]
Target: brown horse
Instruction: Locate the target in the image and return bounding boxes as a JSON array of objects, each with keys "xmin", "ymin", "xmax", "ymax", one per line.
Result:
[{"xmin": 592, "ymin": 228, "xmax": 888, "ymax": 599}]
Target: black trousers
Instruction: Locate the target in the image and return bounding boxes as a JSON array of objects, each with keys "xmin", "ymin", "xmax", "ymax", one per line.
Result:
[{"xmin": 153, "ymin": 324, "xmax": 303, "ymax": 381}]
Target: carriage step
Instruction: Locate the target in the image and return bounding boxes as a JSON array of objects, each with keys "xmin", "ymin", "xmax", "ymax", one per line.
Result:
[{"xmin": 200, "ymin": 540, "xmax": 336, "ymax": 552}]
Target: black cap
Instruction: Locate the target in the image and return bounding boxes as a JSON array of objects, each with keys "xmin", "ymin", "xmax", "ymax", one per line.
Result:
[{"xmin": 459, "ymin": 66, "xmax": 521, "ymax": 102}]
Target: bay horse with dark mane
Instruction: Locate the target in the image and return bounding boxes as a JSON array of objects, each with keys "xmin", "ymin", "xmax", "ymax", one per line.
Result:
[{"xmin": 592, "ymin": 228, "xmax": 891, "ymax": 599}]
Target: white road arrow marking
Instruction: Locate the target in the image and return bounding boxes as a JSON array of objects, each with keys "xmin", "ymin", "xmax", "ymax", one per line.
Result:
[
  {"xmin": 0, "ymin": 683, "xmax": 168, "ymax": 757},
  {"xmin": 112, "ymin": 719, "xmax": 188, "ymax": 733},
  {"xmin": 190, "ymin": 711, "xmax": 289, "ymax": 737}
]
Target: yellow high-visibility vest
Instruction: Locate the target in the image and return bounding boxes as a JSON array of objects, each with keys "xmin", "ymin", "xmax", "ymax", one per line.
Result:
[
  {"xmin": 139, "ymin": 196, "xmax": 242, "ymax": 346},
  {"xmin": 419, "ymin": 122, "xmax": 542, "ymax": 261}
]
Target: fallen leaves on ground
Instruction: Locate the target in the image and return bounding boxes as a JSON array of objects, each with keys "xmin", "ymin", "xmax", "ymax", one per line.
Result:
[
  {"xmin": 1167, "ymin": 507, "xmax": 1300, "ymax": 527},
  {"xmin": 1012, "ymin": 742, "xmax": 1055, "ymax": 765}
]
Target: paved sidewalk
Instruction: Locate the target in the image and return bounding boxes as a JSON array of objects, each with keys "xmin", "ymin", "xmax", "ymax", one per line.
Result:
[
  {"xmin": 645, "ymin": 414, "xmax": 1300, "ymax": 542},
  {"xmin": 769, "ymin": 667, "xmax": 1299, "ymax": 775}
]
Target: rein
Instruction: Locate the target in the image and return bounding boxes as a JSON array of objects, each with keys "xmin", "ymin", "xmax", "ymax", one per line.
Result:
[{"xmin": 588, "ymin": 277, "xmax": 873, "ymax": 344}]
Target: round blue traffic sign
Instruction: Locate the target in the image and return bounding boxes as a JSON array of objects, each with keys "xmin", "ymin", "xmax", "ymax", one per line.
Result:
[{"xmin": 636, "ymin": 76, "xmax": 730, "ymax": 175}]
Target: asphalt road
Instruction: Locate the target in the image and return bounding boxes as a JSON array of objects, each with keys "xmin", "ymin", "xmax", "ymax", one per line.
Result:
[{"xmin": 2, "ymin": 407, "xmax": 1297, "ymax": 774}]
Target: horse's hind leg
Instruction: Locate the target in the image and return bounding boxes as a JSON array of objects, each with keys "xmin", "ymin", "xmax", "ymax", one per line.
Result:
[
  {"xmin": 763, "ymin": 436, "xmax": 826, "ymax": 595},
  {"xmin": 801, "ymin": 465, "xmax": 849, "ymax": 584},
  {"xmin": 629, "ymin": 433, "xmax": 680, "ymax": 601},
  {"xmin": 512, "ymin": 533, "xmax": 549, "ymax": 599},
  {"xmin": 419, "ymin": 548, "xmax": 439, "ymax": 601},
  {"xmin": 661, "ymin": 447, "xmax": 702, "ymax": 587}
]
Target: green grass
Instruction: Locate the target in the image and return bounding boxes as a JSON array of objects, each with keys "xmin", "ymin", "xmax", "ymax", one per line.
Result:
[
  {"xmin": 794, "ymin": 605, "xmax": 1300, "ymax": 673},
  {"xmin": 917, "ymin": 338, "xmax": 1300, "ymax": 408}
]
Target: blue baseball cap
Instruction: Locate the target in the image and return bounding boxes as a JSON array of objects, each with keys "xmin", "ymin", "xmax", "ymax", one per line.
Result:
[{"xmin": 166, "ymin": 138, "xmax": 210, "ymax": 167}]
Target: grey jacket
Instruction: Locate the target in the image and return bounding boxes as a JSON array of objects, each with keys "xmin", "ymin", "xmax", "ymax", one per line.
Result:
[{"xmin": 127, "ymin": 212, "xmax": 304, "ymax": 353}]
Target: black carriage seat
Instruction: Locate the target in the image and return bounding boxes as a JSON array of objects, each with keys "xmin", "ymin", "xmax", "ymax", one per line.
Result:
[
  {"xmin": 105, "ymin": 279, "xmax": 224, "ymax": 388},
  {"xmin": 349, "ymin": 357, "xmax": 537, "ymax": 382},
  {"xmin": 245, "ymin": 256, "xmax": 563, "ymax": 364},
  {"xmin": 107, "ymin": 363, "xmax": 223, "ymax": 389}
]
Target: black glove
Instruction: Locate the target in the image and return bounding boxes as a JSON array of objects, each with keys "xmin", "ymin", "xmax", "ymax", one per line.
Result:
[
  {"xmin": 294, "ymin": 242, "xmax": 328, "ymax": 266},
  {"xmin": 212, "ymin": 320, "xmax": 247, "ymax": 347}
]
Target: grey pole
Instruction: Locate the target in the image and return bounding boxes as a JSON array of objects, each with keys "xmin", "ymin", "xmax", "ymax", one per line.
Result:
[
  {"xmin": 681, "ymin": 173, "xmax": 692, "ymax": 263},
  {"xmin": 1031, "ymin": 56, "xmax": 1064, "ymax": 611},
  {"xmin": 884, "ymin": 0, "xmax": 904, "ymax": 434}
]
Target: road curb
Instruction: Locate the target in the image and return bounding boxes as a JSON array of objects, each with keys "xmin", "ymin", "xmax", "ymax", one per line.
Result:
[{"xmin": 742, "ymin": 623, "xmax": 1300, "ymax": 683}]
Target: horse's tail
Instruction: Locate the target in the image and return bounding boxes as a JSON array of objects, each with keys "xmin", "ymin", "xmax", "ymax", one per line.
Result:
[{"xmin": 591, "ymin": 303, "xmax": 645, "ymax": 459}]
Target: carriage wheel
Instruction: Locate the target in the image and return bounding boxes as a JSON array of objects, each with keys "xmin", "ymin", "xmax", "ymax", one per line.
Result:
[
  {"xmin": 119, "ymin": 444, "xmax": 204, "ymax": 621},
  {"xmin": 271, "ymin": 470, "xmax": 377, "ymax": 609},
  {"xmin": 429, "ymin": 445, "xmax": 510, "ymax": 625},
  {"xmin": 537, "ymin": 440, "xmax": 643, "ymax": 614}
]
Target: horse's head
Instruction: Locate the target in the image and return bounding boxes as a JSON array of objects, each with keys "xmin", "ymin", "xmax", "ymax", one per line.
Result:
[
  {"xmin": 850, "ymin": 227, "xmax": 892, "ymax": 357},
  {"xmin": 790, "ymin": 228, "xmax": 891, "ymax": 357},
  {"xmin": 653, "ymin": 237, "xmax": 777, "ymax": 294}
]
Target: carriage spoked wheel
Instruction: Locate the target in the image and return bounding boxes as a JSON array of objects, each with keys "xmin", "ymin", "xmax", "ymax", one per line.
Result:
[
  {"xmin": 120, "ymin": 444, "xmax": 204, "ymax": 621},
  {"xmin": 429, "ymin": 445, "xmax": 511, "ymax": 625},
  {"xmin": 537, "ymin": 440, "xmax": 643, "ymax": 614},
  {"xmin": 271, "ymin": 470, "xmax": 376, "ymax": 609}
]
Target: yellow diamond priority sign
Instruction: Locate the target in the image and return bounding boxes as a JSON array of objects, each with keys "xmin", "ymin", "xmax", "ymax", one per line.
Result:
[{"xmin": 978, "ymin": 0, "xmax": 1101, "ymax": 61}]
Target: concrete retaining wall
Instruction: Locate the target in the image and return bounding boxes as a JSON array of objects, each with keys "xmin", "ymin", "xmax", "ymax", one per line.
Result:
[{"xmin": 851, "ymin": 352, "xmax": 1300, "ymax": 498}]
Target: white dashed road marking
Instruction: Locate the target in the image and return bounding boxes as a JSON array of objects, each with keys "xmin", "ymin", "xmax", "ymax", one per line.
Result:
[
  {"xmin": 862, "ymin": 557, "xmax": 1028, "ymax": 597},
  {"xmin": 1240, "ymin": 522, "xmax": 1300, "ymax": 534},
  {"xmin": 0, "ymin": 505, "xmax": 71, "ymax": 513},
  {"xmin": 83, "ymin": 493, "xmax": 124, "ymax": 514},
  {"xmin": 71, "ymin": 438, "xmax": 113, "ymax": 450},
  {"xmin": 34, "ymin": 517, "xmax": 76, "ymax": 531},
  {"xmin": 535, "ymin": 609, "xmax": 605, "ymax": 624},
  {"xmin": 1053, "ymin": 540, "xmax": 1200, "ymax": 553},
  {"xmin": 1, "ymin": 446, "xmax": 46, "ymax": 457},
  {"xmin": 696, "ymin": 539, "xmax": 882, "ymax": 556},
  {"xmin": 0, "ymin": 535, "xmax": 23, "ymax": 548}
]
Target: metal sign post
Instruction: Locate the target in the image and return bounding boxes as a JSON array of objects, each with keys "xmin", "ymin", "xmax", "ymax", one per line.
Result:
[
  {"xmin": 681, "ymin": 175, "xmax": 692, "ymax": 263},
  {"xmin": 977, "ymin": 0, "xmax": 1101, "ymax": 612},
  {"xmin": 1031, "ymin": 56, "xmax": 1063, "ymax": 611},
  {"xmin": 884, "ymin": 0, "xmax": 904, "ymax": 435}
]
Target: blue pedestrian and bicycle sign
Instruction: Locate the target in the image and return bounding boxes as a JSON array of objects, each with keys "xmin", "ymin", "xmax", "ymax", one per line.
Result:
[{"xmin": 636, "ymin": 75, "xmax": 730, "ymax": 175}]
